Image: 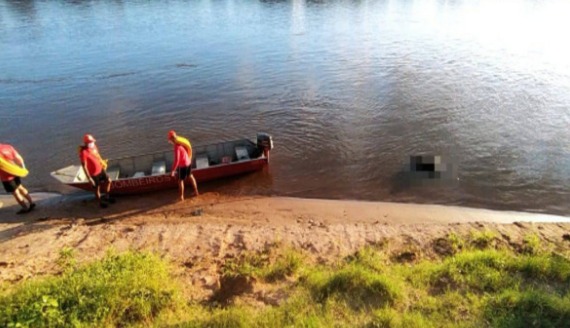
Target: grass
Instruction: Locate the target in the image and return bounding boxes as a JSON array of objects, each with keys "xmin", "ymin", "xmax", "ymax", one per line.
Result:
[
  {"xmin": 522, "ymin": 233, "xmax": 542, "ymax": 255},
  {"xmin": 306, "ymin": 264, "xmax": 402, "ymax": 309},
  {"xmin": 0, "ymin": 251, "xmax": 178, "ymax": 328},
  {"xmin": 446, "ymin": 232, "xmax": 465, "ymax": 254},
  {"xmin": 484, "ymin": 289, "xmax": 570, "ymax": 327},
  {"xmin": 468, "ymin": 229, "xmax": 498, "ymax": 250},
  {"xmin": 1, "ymin": 233, "xmax": 570, "ymax": 328},
  {"xmin": 220, "ymin": 246, "xmax": 304, "ymax": 283}
]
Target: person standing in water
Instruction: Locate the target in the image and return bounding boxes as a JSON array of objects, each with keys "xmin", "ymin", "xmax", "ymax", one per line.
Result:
[
  {"xmin": 0, "ymin": 143, "xmax": 35, "ymax": 214},
  {"xmin": 168, "ymin": 130, "xmax": 198, "ymax": 201},
  {"xmin": 79, "ymin": 134, "xmax": 115, "ymax": 208}
]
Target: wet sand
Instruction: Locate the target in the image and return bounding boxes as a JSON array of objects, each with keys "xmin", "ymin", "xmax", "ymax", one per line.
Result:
[
  {"xmin": 1, "ymin": 191, "xmax": 568, "ymax": 226},
  {"xmin": 1, "ymin": 192, "xmax": 569, "ymax": 293}
]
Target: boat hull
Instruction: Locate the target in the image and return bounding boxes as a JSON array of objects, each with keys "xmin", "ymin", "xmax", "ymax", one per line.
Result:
[{"xmin": 68, "ymin": 157, "xmax": 268, "ymax": 195}]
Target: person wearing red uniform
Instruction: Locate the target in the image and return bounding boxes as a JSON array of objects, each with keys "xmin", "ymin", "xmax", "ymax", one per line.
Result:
[
  {"xmin": 168, "ymin": 130, "xmax": 198, "ymax": 201},
  {"xmin": 0, "ymin": 144, "xmax": 35, "ymax": 214},
  {"xmin": 79, "ymin": 134, "xmax": 115, "ymax": 208}
]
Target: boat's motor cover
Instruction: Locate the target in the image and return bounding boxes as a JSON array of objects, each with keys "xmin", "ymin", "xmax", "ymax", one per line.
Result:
[{"xmin": 257, "ymin": 133, "xmax": 273, "ymax": 150}]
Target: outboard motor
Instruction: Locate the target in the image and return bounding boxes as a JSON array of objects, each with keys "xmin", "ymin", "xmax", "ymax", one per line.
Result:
[{"xmin": 257, "ymin": 133, "xmax": 273, "ymax": 161}]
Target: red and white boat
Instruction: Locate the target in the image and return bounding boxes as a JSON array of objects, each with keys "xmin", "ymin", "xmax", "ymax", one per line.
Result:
[{"xmin": 51, "ymin": 133, "xmax": 273, "ymax": 195}]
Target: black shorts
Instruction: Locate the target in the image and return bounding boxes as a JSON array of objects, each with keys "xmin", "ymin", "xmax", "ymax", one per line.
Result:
[
  {"xmin": 177, "ymin": 165, "xmax": 192, "ymax": 180},
  {"xmin": 2, "ymin": 177, "xmax": 21, "ymax": 193},
  {"xmin": 93, "ymin": 171, "xmax": 110, "ymax": 186}
]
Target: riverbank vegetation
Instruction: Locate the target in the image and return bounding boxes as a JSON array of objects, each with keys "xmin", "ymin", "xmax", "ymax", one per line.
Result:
[{"xmin": 1, "ymin": 230, "xmax": 569, "ymax": 327}]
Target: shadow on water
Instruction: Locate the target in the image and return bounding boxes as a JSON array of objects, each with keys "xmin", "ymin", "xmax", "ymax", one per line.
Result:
[
  {"xmin": 5, "ymin": 0, "xmax": 37, "ymax": 18},
  {"xmin": 388, "ymin": 171, "xmax": 412, "ymax": 195},
  {"xmin": 389, "ymin": 155, "xmax": 460, "ymax": 196}
]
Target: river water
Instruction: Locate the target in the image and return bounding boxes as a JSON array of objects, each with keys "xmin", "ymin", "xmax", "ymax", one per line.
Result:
[{"xmin": 1, "ymin": 0, "xmax": 569, "ymax": 215}]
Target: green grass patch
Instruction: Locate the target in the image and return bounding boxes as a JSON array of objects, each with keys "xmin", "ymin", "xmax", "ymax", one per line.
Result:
[
  {"xmin": 221, "ymin": 247, "xmax": 304, "ymax": 283},
  {"xmin": 521, "ymin": 233, "xmax": 542, "ymax": 255},
  {"xmin": 514, "ymin": 252, "xmax": 570, "ymax": 287},
  {"xmin": 468, "ymin": 230, "xmax": 498, "ymax": 250},
  {"xmin": 2, "ymin": 236, "xmax": 570, "ymax": 327},
  {"xmin": 345, "ymin": 246, "xmax": 388, "ymax": 273},
  {"xmin": 422, "ymin": 249, "xmax": 570, "ymax": 294},
  {"xmin": 427, "ymin": 250, "xmax": 516, "ymax": 293},
  {"xmin": 174, "ymin": 291, "xmax": 336, "ymax": 328},
  {"xmin": 56, "ymin": 246, "xmax": 77, "ymax": 271},
  {"xmin": 197, "ymin": 307, "xmax": 253, "ymax": 328},
  {"xmin": 213, "ymin": 247, "xmax": 305, "ymax": 304},
  {"xmin": 0, "ymin": 251, "xmax": 178, "ymax": 328},
  {"xmin": 260, "ymin": 248, "xmax": 304, "ymax": 282},
  {"xmin": 484, "ymin": 289, "xmax": 570, "ymax": 327},
  {"xmin": 306, "ymin": 264, "xmax": 402, "ymax": 310},
  {"xmin": 448, "ymin": 232, "xmax": 465, "ymax": 253},
  {"xmin": 369, "ymin": 308, "xmax": 439, "ymax": 328}
]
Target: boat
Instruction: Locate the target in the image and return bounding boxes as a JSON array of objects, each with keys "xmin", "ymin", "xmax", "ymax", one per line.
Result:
[{"xmin": 51, "ymin": 133, "xmax": 273, "ymax": 195}]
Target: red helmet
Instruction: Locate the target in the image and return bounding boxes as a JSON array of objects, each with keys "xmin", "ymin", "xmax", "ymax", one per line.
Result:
[
  {"xmin": 168, "ymin": 130, "xmax": 177, "ymax": 140},
  {"xmin": 83, "ymin": 134, "xmax": 96, "ymax": 144}
]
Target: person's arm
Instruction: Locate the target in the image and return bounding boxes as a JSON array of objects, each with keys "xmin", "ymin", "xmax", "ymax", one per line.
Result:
[
  {"xmin": 81, "ymin": 163, "xmax": 95, "ymax": 186},
  {"xmin": 170, "ymin": 146, "xmax": 180, "ymax": 176},
  {"xmin": 80, "ymin": 150, "xmax": 95, "ymax": 186},
  {"xmin": 13, "ymin": 151, "xmax": 25, "ymax": 169}
]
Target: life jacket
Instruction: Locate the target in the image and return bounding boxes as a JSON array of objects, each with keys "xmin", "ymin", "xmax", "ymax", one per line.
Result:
[
  {"xmin": 78, "ymin": 145, "xmax": 108, "ymax": 169},
  {"xmin": 174, "ymin": 136, "xmax": 192, "ymax": 159}
]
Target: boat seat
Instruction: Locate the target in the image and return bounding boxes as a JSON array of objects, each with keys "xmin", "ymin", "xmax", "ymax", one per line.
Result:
[
  {"xmin": 195, "ymin": 154, "xmax": 209, "ymax": 169},
  {"xmin": 151, "ymin": 160, "xmax": 166, "ymax": 176},
  {"xmin": 133, "ymin": 171, "xmax": 145, "ymax": 178},
  {"xmin": 106, "ymin": 166, "xmax": 120, "ymax": 180},
  {"xmin": 75, "ymin": 168, "xmax": 87, "ymax": 183},
  {"xmin": 235, "ymin": 146, "xmax": 250, "ymax": 161}
]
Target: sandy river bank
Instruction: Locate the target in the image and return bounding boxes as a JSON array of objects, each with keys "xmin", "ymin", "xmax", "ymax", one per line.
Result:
[{"xmin": 1, "ymin": 192, "xmax": 569, "ymax": 297}]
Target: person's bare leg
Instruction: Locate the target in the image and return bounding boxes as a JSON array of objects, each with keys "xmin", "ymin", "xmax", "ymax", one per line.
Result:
[
  {"xmin": 102, "ymin": 179, "xmax": 115, "ymax": 203},
  {"xmin": 12, "ymin": 191, "xmax": 28, "ymax": 211},
  {"xmin": 178, "ymin": 179, "xmax": 185, "ymax": 201},
  {"xmin": 189, "ymin": 175, "xmax": 199, "ymax": 196},
  {"xmin": 95, "ymin": 185, "xmax": 106, "ymax": 208},
  {"xmin": 105, "ymin": 179, "xmax": 112, "ymax": 194},
  {"xmin": 18, "ymin": 185, "xmax": 33, "ymax": 206}
]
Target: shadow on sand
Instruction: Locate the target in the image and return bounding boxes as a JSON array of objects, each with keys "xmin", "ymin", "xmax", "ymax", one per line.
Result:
[
  {"xmin": 0, "ymin": 171, "xmax": 274, "ymax": 243},
  {"xmin": 0, "ymin": 190, "xmax": 180, "ymax": 243}
]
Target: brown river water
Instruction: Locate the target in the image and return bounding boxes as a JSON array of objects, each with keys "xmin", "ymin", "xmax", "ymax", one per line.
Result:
[{"xmin": 1, "ymin": 0, "xmax": 569, "ymax": 215}]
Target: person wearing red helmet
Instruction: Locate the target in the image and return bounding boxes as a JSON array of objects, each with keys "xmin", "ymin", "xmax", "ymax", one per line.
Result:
[
  {"xmin": 168, "ymin": 130, "xmax": 198, "ymax": 201},
  {"xmin": 0, "ymin": 143, "xmax": 35, "ymax": 214},
  {"xmin": 79, "ymin": 134, "xmax": 115, "ymax": 208}
]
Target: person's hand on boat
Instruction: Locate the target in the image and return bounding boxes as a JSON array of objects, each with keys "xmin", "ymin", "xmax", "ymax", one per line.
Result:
[
  {"xmin": 170, "ymin": 171, "xmax": 177, "ymax": 177},
  {"xmin": 89, "ymin": 177, "xmax": 96, "ymax": 187}
]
